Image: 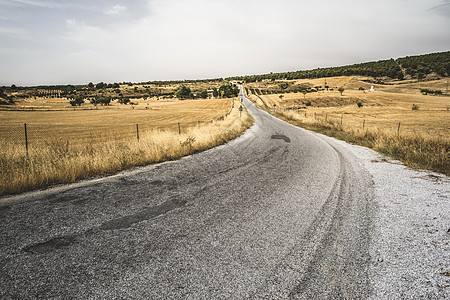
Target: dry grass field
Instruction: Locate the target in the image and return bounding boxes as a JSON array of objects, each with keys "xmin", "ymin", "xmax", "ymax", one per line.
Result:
[
  {"xmin": 246, "ymin": 76, "xmax": 449, "ymax": 175},
  {"xmin": 0, "ymin": 97, "xmax": 253, "ymax": 196},
  {"xmin": 0, "ymin": 98, "xmax": 235, "ymax": 145}
]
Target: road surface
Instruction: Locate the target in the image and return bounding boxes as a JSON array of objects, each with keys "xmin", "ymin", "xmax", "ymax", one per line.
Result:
[{"xmin": 0, "ymin": 88, "xmax": 374, "ymax": 299}]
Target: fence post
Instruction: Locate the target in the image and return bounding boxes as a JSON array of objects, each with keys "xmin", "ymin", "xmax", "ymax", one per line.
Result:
[
  {"xmin": 341, "ymin": 115, "xmax": 343, "ymax": 125},
  {"xmin": 178, "ymin": 123, "xmax": 181, "ymax": 135},
  {"xmin": 305, "ymin": 111, "xmax": 307, "ymax": 118},
  {"xmin": 363, "ymin": 119, "xmax": 365, "ymax": 129},
  {"xmin": 136, "ymin": 124, "xmax": 139, "ymax": 142},
  {"xmin": 397, "ymin": 122, "xmax": 401, "ymax": 135},
  {"xmin": 24, "ymin": 123, "xmax": 29, "ymax": 156},
  {"xmin": 325, "ymin": 114, "xmax": 328, "ymax": 122}
]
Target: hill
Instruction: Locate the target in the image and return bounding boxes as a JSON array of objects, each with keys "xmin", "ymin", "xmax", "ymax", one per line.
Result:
[{"xmin": 228, "ymin": 51, "xmax": 450, "ymax": 83}]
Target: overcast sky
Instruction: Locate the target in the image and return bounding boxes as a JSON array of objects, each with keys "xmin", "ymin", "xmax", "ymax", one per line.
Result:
[{"xmin": 0, "ymin": 0, "xmax": 449, "ymax": 86}]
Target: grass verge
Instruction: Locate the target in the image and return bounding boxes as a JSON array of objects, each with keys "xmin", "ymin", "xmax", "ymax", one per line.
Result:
[{"xmin": 0, "ymin": 108, "xmax": 253, "ymax": 196}]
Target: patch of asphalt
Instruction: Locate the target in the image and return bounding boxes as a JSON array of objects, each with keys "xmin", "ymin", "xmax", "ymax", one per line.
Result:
[{"xmin": 312, "ymin": 132, "xmax": 450, "ymax": 299}]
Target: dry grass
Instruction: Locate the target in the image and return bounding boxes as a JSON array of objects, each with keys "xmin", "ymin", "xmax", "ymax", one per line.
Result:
[
  {"xmin": 246, "ymin": 76, "xmax": 449, "ymax": 175},
  {"xmin": 0, "ymin": 98, "xmax": 235, "ymax": 146},
  {"xmin": 0, "ymin": 99, "xmax": 253, "ymax": 196}
]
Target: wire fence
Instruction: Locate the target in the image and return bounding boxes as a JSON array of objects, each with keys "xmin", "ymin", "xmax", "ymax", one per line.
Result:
[
  {"xmin": 0, "ymin": 121, "xmax": 219, "ymax": 153},
  {"xmin": 0, "ymin": 101, "xmax": 237, "ymax": 154}
]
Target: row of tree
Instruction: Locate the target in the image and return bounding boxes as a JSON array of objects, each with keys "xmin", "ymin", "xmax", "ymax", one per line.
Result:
[
  {"xmin": 397, "ymin": 51, "xmax": 450, "ymax": 78},
  {"xmin": 174, "ymin": 84, "xmax": 239, "ymax": 100},
  {"xmin": 228, "ymin": 59, "xmax": 404, "ymax": 82},
  {"xmin": 228, "ymin": 51, "xmax": 450, "ymax": 83}
]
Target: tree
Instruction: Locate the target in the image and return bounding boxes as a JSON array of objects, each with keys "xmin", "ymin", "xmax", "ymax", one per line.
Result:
[
  {"xmin": 212, "ymin": 87, "xmax": 219, "ymax": 98},
  {"xmin": 69, "ymin": 95, "xmax": 84, "ymax": 106},
  {"xmin": 302, "ymin": 90, "xmax": 307, "ymax": 100},
  {"xmin": 88, "ymin": 82, "xmax": 94, "ymax": 89},
  {"xmin": 279, "ymin": 95, "xmax": 284, "ymax": 102},
  {"xmin": 338, "ymin": 87, "xmax": 345, "ymax": 96},
  {"xmin": 199, "ymin": 90, "xmax": 208, "ymax": 99},
  {"xmin": 98, "ymin": 96, "xmax": 111, "ymax": 106},
  {"xmin": 175, "ymin": 86, "xmax": 192, "ymax": 99},
  {"xmin": 118, "ymin": 97, "xmax": 130, "ymax": 105}
]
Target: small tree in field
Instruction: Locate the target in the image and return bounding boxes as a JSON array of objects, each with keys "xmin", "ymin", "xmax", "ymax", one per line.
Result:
[
  {"xmin": 69, "ymin": 95, "xmax": 84, "ymax": 106},
  {"xmin": 199, "ymin": 90, "xmax": 208, "ymax": 99},
  {"xmin": 338, "ymin": 87, "xmax": 345, "ymax": 96},
  {"xmin": 302, "ymin": 90, "xmax": 307, "ymax": 100}
]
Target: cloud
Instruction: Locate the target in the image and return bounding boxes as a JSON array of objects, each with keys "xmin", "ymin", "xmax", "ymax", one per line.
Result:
[
  {"xmin": 0, "ymin": 26, "xmax": 32, "ymax": 40},
  {"xmin": 6, "ymin": 0, "xmax": 62, "ymax": 8},
  {"xmin": 104, "ymin": 4, "xmax": 127, "ymax": 16},
  {"xmin": 1, "ymin": 0, "xmax": 450, "ymax": 85}
]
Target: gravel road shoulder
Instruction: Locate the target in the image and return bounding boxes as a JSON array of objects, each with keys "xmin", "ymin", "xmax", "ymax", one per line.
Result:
[{"xmin": 313, "ymin": 132, "xmax": 450, "ymax": 299}]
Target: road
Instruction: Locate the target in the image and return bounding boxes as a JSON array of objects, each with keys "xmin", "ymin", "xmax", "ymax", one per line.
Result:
[{"xmin": 0, "ymin": 88, "xmax": 374, "ymax": 299}]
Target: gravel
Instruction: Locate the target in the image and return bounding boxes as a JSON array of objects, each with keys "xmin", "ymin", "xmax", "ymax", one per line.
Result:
[{"xmin": 315, "ymin": 133, "xmax": 450, "ymax": 299}]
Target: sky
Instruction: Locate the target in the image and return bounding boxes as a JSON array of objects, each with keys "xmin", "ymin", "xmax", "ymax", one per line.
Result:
[{"xmin": 0, "ymin": 0, "xmax": 449, "ymax": 86}]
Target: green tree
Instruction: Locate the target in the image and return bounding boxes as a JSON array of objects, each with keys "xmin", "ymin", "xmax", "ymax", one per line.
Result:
[
  {"xmin": 199, "ymin": 90, "xmax": 208, "ymax": 99},
  {"xmin": 88, "ymin": 82, "xmax": 94, "ymax": 89},
  {"xmin": 98, "ymin": 96, "xmax": 111, "ymax": 106},
  {"xmin": 212, "ymin": 87, "xmax": 219, "ymax": 98},
  {"xmin": 338, "ymin": 87, "xmax": 345, "ymax": 96},
  {"xmin": 69, "ymin": 95, "xmax": 84, "ymax": 106},
  {"xmin": 301, "ymin": 90, "xmax": 307, "ymax": 100},
  {"xmin": 175, "ymin": 86, "xmax": 192, "ymax": 99}
]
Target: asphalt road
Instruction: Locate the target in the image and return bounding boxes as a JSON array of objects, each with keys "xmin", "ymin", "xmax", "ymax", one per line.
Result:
[{"xmin": 0, "ymin": 89, "xmax": 374, "ymax": 299}]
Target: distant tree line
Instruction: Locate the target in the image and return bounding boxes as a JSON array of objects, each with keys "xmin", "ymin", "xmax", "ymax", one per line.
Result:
[
  {"xmin": 397, "ymin": 51, "xmax": 450, "ymax": 79},
  {"xmin": 175, "ymin": 84, "xmax": 239, "ymax": 100},
  {"xmin": 227, "ymin": 59, "xmax": 404, "ymax": 82},
  {"xmin": 227, "ymin": 51, "xmax": 450, "ymax": 83}
]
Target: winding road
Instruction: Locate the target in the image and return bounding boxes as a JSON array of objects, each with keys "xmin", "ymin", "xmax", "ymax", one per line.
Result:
[{"xmin": 0, "ymin": 88, "xmax": 375, "ymax": 299}]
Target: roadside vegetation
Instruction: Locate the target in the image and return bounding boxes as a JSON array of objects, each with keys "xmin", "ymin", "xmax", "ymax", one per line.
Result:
[{"xmin": 0, "ymin": 96, "xmax": 253, "ymax": 196}]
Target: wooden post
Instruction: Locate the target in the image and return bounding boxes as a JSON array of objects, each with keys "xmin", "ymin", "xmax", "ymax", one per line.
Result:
[
  {"xmin": 325, "ymin": 114, "xmax": 328, "ymax": 122},
  {"xmin": 363, "ymin": 119, "xmax": 365, "ymax": 129},
  {"xmin": 397, "ymin": 122, "xmax": 401, "ymax": 135},
  {"xmin": 178, "ymin": 123, "xmax": 181, "ymax": 135},
  {"xmin": 136, "ymin": 124, "xmax": 139, "ymax": 142},
  {"xmin": 24, "ymin": 123, "xmax": 28, "ymax": 156},
  {"xmin": 305, "ymin": 111, "xmax": 307, "ymax": 118},
  {"xmin": 341, "ymin": 115, "xmax": 343, "ymax": 125}
]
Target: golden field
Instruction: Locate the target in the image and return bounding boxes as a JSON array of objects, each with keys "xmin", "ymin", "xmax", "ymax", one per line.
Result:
[
  {"xmin": 0, "ymin": 97, "xmax": 253, "ymax": 196},
  {"xmin": 0, "ymin": 98, "xmax": 235, "ymax": 145},
  {"xmin": 246, "ymin": 76, "xmax": 449, "ymax": 175}
]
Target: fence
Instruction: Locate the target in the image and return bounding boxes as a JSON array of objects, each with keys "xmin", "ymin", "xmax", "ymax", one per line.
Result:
[
  {"xmin": 0, "ymin": 119, "xmax": 231, "ymax": 155},
  {"xmin": 271, "ymin": 107, "xmax": 411, "ymax": 135},
  {"xmin": 0, "ymin": 99, "xmax": 237, "ymax": 154}
]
